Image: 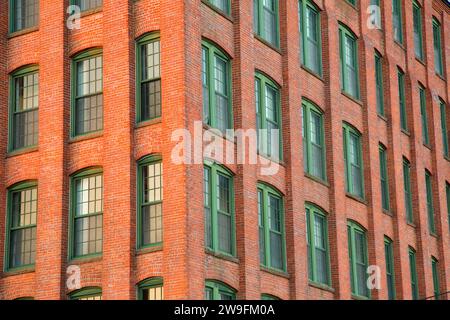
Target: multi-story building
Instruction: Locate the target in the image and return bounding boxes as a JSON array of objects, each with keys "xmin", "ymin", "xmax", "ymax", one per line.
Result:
[{"xmin": 0, "ymin": 0, "xmax": 448, "ymax": 300}]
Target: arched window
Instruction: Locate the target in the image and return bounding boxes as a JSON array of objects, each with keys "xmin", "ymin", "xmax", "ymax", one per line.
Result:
[
  {"xmin": 138, "ymin": 277, "xmax": 164, "ymax": 300},
  {"xmin": 6, "ymin": 181, "xmax": 38, "ymax": 270},
  {"xmin": 70, "ymin": 167, "xmax": 103, "ymax": 259},
  {"xmin": 205, "ymin": 280, "xmax": 236, "ymax": 300},
  {"xmin": 305, "ymin": 203, "xmax": 330, "ymax": 286},
  {"xmin": 69, "ymin": 287, "xmax": 102, "ymax": 300},
  {"xmin": 204, "ymin": 161, "xmax": 235, "ymax": 256}
]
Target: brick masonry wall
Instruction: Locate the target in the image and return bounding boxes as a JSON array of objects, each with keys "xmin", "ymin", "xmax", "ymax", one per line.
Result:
[{"xmin": 0, "ymin": 0, "xmax": 448, "ymax": 300}]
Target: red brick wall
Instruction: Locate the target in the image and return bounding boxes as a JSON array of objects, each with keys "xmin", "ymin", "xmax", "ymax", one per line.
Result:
[{"xmin": 0, "ymin": 0, "xmax": 448, "ymax": 300}]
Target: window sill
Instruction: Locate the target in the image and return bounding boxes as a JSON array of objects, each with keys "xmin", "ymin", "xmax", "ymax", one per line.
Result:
[
  {"xmin": 382, "ymin": 209, "xmax": 393, "ymax": 217},
  {"xmin": 201, "ymin": 0, "xmax": 233, "ymax": 23},
  {"xmin": 401, "ymin": 129, "xmax": 410, "ymax": 137},
  {"xmin": 3, "ymin": 266, "xmax": 35, "ymax": 277},
  {"xmin": 69, "ymin": 255, "xmax": 102, "ymax": 265},
  {"xmin": 136, "ymin": 117, "xmax": 162, "ymax": 129},
  {"xmin": 341, "ymin": 91, "xmax": 362, "ymax": 106},
  {"xmin": 415, "ymin": 57, "xmax": 426, "ymax": 67},
  {"xmin": 352, "ymin": 294, "xmax": 370, "ymax": 300},
  {"xmin": 393, "ymin": 40, "xmax": 405, "ymax": 51},
  {"xmin": 429, "ymin": 232, "xmax": 438, "ymax": 239},
  {"xmin": 377, "ymin": 114, "xmax": 388, "ymax": 122},
  {"xmin": 69, "ymin": 131, "xmax": 103, "ymax": 143},
  {"xmin": 304, "ymin": 173, "xmax": 329, "ymax": 187},
  {"xmin": 435, "ymin": 73, "xmax": 446, "ymax": 82},
  {"xmin": 79, "ymin": 7, "xmax": 103, "ymax": 18},
  {"xmin": 343, "ymin": 1, "xmax": 358, "ymax": 11},
  {"xmin": 202, "ymin": 123, "xmax": 236, "ymax": 144},
  {"xmin": 257, "ymin": 152, "xmax": 285, "ymax": 168},
  {"xmin": 136, "ymin": 244, "xmax": 163, "ymax": 255},
  {"xmin": 205, "ymin": 249, "xmax": 239, "ymax": 264},
  {"xmin": 406, "ymin": 221, "xmax": 416, "ymax": 228},
  {"xmin": 254, "ymin": 35, "xmax": 281, "ymax": 55},
  {"xmin": 300, "ymin": 65, "xmax": 324, "ymax": 82},
  {"xmin": 308, "ymin": 281, "xmax": 335, "ymax": 293},
  {"xmin": 423, "ymin": 143, "xmax": 432, "ymax": 151},
  {"xmin": 6, "ymin": 146, "xmax": 38, "ymax": 158},
  {"xmin": 8, "ymin": 26, "xmax": 39, "ymax": 39},
  {"xmin": 345, "ymin": 193, "xmax": 367, "ymax": 205},
  {"xmin": 444, "ymin": 155, "xmax": 450, "ymax": 163},
  {"xmin": 260, "ymin": 266, "xmax": 289, "ymax": 279}
]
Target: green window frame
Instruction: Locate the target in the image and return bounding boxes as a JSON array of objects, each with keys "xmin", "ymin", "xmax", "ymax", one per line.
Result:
[
  {"xmin": 347, "ymin": 220, "xmax": 370, "ymax": 299},
  {"xmin": 374, "ymin": 51, "xmax": 384, "ymax": 116},
  {"xmin": 298, "ymin": 0, "xmax": 322, "ymax": 76},
  {"xmin": 392, "ymin": 0, "xmax": 403, "ymax": 44},
  {"xmin": 258, "ymin": 183, "xmax": 286, "ymax": 272},
  {"xmin": 9, "ymin": 0, "xmax": 39, "ymax": 33},
  {"xmin": 432, "ymin": 18, "xmax": 443, "ymax": 77},
  {"xmin": 412, "ymin": 1, "xmax": 424, "ymax": 61},
  {"xmin": 136, "ymin": 33, "xmax": 161, "ymax": 123},
  {"xmin": 202, "ymin": 41, "xmax": 233, "ymax": 132},
  {"xmin": 440, "ymin": 99, "xmax": 449, "ymax": 158},
  {"xmin": 343, "ymin": 123, "xmax": 364, "ymax": 199},
  {"xmin": 5, "ymin": 181, "xmax": 37, "ymax": 271},
  {"xmin": 69, "ymin": 167, "xmax": 103, "ymax": 260},
  {"xmin": 425, "ymin": 170, "xmax": 436, "ymax": 235},
  {"xmin": 205, "ymin": 0, "xmax": 231, "ymax": 15},
  {"xmin": 204, "ymin": 162, "xmax": 236, "ymax": 256},
  {"xmin": 205, "ymin": 280, "xmax": 236, "ymax": 300},
  {"xmin": 255, "ymin": 72, "xmax": 282, "ymax": 161},
  {"xmin": 346, "ymin": 0, "xmax": 357, "ymax": 6},
  {"xmin": 302, "ymin": 99, "xmax": 326, "ymax": 181},
  {"xmin": 419, "ymin": 85, "xmax": 429, "ymax": 146},
  {"xmin": 71, "ymin": 0, "xmax": 102, "ymax": 12},
  {"xmin": 137, "ymin": 155, "xmax": 163, "ymax": 249},
  {"xmin": 339, "ymin": 24, "xmax": 360, "ymax": 99},
  {"xmin": 397, "ymin": 68, "xmax": 407, "ymax": 131},
  {"xmin": 431, "ymin": 257, "xmax": 440, "ymax": 300},
  {"xmin": 305, "ymin": 203, "xmax": 331, "ymax": 286},
  {"xmin": 261, "ymin": 294, "xmax": 280, "ymax": 300},
  {"xmin": 379, "ymin": 144, "xmax": 390, "ymax": 211},
  {"xmin": 403, "ymin": 157, "xmax": 413, "ymax": 224},
  {"xmin": 253, "ymin": 0, "xmax": 280, "ymax": 47},
  {"xmin": 446, "ymin": 182, "xmax": 450, "ymax": 232},
  {"xmin": 384, "ymin": 237, "xmax": 396, "ymax": 300},
  {"xmin": 137, "ymin": 277, "xmax": 164, "ymax": 300},
  {"xmin": 408, "ymin": 247, "xmax": 418, "ymax": 300},
  {"xmin": 69, "ymin": 287, "xmax": 102, "ymax": 300},
  {"xmin": 71, "ymin": 48, "xmax": 103, "ymax": 137},
  {"xmin": 9, "ymin": 65, "xmax": 39, "ymax": 152}
]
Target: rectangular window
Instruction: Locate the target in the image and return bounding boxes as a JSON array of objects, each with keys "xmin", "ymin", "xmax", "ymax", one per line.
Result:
[
  {"xmin": 258, "ymin": 184, "xmax": 285, "ymax": 271},
  {"xmin": 425, "ymin": 170, "xmax": 436, "ymax": 234},
  {"xmin": 73, "ymin": 51, "xmax": 103, "ymax": 136},
  {"xmin": 72, "ymin": 0, "xmax": 102, "ymax": 11},
  {"xmin": 7, "ymin": 183, "xmax": 37, "ymax": 270},
  {"xmin": 10, "ymin": 0, "xmax": 39, "ymax": 33},
  {"xmin": 440, "ymin": 100, "xmax": 449, "ymax": 158},
  {"xmin": 138, "ymin": 157, "xmax": 163, "ymax": 248},
  {"xmin": 138, "ymin": 278, "xmax": 164, "ymax": 300},
  {"xmin": 375, "ymin": 52, "xmax": 384, "ymax": 116},
  {"xmin": 254, "ymin": 0, "xmax": 280, "ymax": 47},
  {"xmin": 343, "ymin": 124, "xmax": 364, "ymax": 199},
  {"xmin": 137, "ymin": 35, "xmax": 161, "ymax": 122},
  {"xmin": 379, "ymin": 144, "xmax": 390, "ymax": 211},
  {"xmin": 403, "ymin": 158, "xmax": 413, "ymax": 224},
  {"xmin": 392, "ymin": 0, "xmax": 403, "ymax": 44},
  {"xmin": 409, "ymin": 248, "xmax": 419, "ymax": 300},
  {"xmin": 204, "ymin": 164, "xmax": 235, "ymax": 256},
  {"xmin": 255, "ymin": 73, "xmax": 282, "ymax": 161},
  {"xmin": 71, "ymin": 170, "xmax": 103, "ymax": 258},
  {"xmin": 10, "ymin": 67, "xmax": 39, "ymax": 152},
  {"xmin": 348, "ymin": 221, "xmax": 369, "ymax": 298},
  {"xmin": 384, "ymin": 238, "xmax": 396, "ymax": 300},
  {"xmin": 431, "ymin": 258, "xmax": 440, "ymax": 300},
  {"xmin": 413, "ymin": 2, "xmax": 424, "ymax": 60},
  {"xmin": 419, "ymin": 85, "xmax": 429, "ymax": 145},
  {"xmin": 306, "ymin": 204, "xmax": 331, "ymax": 286},
  {"xmin": 433, "ymin": 18, "xmax": 443, "ymax": 77},
  {"xmin": 202, "ymin": 42, "xmax": 232, "ymax": 131},
  {"xmin": 206, "ymin": 0, "xmax": 230, "ymax": 15},
  {"xmin": 339, "ymin": 25, "xmax": 360, "ymax": 99},
  {"xmin": 398, "ymin": 68, "xmax": 407, "ymax": 131},
  {"xmin": 446, "ymin": 182, "xmax": 450, "ymax": 232},
  {"xmin": 299, "ymin": 0, "xmax": 322, "ymax": 75},
  {"xmin": 302, "ymin": 100, "xmax": 326, "ymax": 181}
]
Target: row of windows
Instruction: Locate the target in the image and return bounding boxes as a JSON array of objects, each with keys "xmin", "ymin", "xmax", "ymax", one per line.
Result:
[{"xmin": 7, "ymin": 171, "xmax": 448, "ymax": 300}]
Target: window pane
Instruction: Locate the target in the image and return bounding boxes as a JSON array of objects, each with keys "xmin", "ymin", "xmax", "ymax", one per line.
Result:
[
  {"xmin": 141, "ymin": 162, "xmax": 163, "ymax": 246},
  {"xmin": 74, "ymin": 0, "xmax": 102, "ymax": 11},
  {"xmin": 263, "ymin": 0, "xmax": 277, "ymax": 45},
  {"xmin": 142, "ymin": 285, "xmax": 164, "ymax": 300},
  {"xmin": 217, "ymin": 175, "xmax": 232, "ymax": 254},
  {"xmin": 214, "ymin": 56, "xmax": 229, "ymax": 131},
  {"xmin": 14, "ymin": 0, "xmax": 39, "ymax": 31},
  {"xmin": 140, "ymin": 40, "xmax": 161, "ymax": 121}
]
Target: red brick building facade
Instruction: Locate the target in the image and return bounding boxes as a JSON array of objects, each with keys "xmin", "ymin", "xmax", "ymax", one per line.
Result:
[{"xmin": 0, "ymin": 0, "xmax": 449, "ymax": 300}]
